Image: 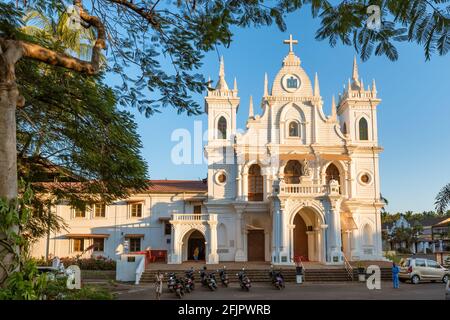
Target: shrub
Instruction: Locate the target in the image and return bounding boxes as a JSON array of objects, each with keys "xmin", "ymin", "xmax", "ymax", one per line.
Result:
[{"xmin": 32, "ymin": 256, "xmax": 116, "ymax": 270}]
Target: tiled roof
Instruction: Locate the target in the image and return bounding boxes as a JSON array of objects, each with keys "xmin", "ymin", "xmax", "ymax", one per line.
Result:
[{"xmin": 147, "ymin": 180, "xmax": 207, "ymax": 193}]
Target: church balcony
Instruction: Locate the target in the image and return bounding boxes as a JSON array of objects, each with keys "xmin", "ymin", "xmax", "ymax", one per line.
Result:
[{"xmin": 278, "ymin": 179, "xmax": 340, "ymax": 197}]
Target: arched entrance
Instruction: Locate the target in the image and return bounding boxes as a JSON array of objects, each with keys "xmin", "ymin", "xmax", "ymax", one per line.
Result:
[
  {"xmin": 293, "ymin": 214, "xmax": 308, "ymax": 260},
  {"xmin": 186, "ymin": 230, "xmax": 205, "ymax": 261}
]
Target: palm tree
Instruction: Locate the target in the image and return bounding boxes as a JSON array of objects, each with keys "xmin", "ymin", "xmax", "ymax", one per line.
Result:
[{"xmin": 435, "ymin": 183, "xmax": 450, "ymax": 215}]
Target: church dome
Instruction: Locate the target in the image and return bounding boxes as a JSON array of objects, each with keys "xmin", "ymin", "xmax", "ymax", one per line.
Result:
[{"xmin": 271, "ymin": 45, "xmax": 313, "ymax": 97}]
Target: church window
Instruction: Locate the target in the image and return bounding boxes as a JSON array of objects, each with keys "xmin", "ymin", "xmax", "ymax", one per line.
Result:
[
  {"xmin": 218, "ymin": 116, "xmax": 227, "ymax": 139},
  {"xmin": 342, "ymin": 122, "xmax": 347, "ymax": 135},
  {"xmin": 359, "ymin": 173, "xmax": 371, "ymax": 185},
  {"xmin": 284, "ymin": 160, "xmax": 302, "ymax": 184},
  {"xmin": 288, "ymin": 121, "xmax": 299, "ymax": 137},
  {"xmin": 359, "ymin": 118, "xmax": 369, "ymax": 140},
  {"xmin": 287, "ymin": 76, "xmax": 298, "ymax": 88},
  {"xmin": 217, "ymin": 173, "xmax": 227, "ymax": 184},
  {"xmin": 193, "ymin": 205, "xmax": 202, "ymax": 214},
  {"xmin": 248, "ymin": 164, "xmax": 263, "ymax": 201}
]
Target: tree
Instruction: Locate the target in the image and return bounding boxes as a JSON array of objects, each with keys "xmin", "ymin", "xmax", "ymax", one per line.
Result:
[{"xmin": 435, "ymin": 183, "xmax": 450, "ymax": 214}]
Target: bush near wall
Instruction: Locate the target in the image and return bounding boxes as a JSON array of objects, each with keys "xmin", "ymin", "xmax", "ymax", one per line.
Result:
[{"xmin": 33, "ymin": 256, "xmax": 116, "ymax": 270}]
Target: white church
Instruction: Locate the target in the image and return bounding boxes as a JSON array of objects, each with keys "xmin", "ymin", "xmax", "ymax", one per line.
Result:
[{"xmin": 32, "ymin": 35, "xmax": 385, "ymax": 265}]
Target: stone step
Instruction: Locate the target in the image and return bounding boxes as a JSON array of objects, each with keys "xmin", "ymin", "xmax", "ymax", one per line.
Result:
[{"xmin": 139, "ymin": 268, "xmax": 392, "ymax": 283}]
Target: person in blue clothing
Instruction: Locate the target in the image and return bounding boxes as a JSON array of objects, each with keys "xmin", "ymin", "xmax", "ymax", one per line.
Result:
[{"xmin": 392, "ymin": 262, "xmax": 400, "ymax": 289}]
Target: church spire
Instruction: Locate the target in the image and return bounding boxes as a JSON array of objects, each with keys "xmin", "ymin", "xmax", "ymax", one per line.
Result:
[
  {"xmin": 314, "ymin": 72, "xmax": 320, "ymax": 97},
  {"xmin": 215, "ymin": 56, "xmax": 229, "ymax": 90},
  {"xmin": 263, "ymin": 72, "xmax": 269, "ymax": 96},
  {"xmin": 248, "ymin": 95, "xmax": 254, "ymax": 119}
]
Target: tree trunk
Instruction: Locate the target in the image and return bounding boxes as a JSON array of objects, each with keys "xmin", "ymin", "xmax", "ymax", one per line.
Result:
[{"xmin": 0, "ymin": 39, "xmax": 23, "ymax": 285}]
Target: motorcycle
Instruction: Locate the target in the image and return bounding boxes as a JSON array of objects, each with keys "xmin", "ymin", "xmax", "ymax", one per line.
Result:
[
  {"xmin": 199, "ymin": 268, "xmax": 208, "ymax": 287},
  {"xmin": 237, "ymin": 268, "xmax": 251, "ymax": 291},
  {"xmin": 218, "ymin": 268, "xmax": 229, "ymax": 287},
  {"xmin": 184, "ymin": 270, "xmax": 195, "ymax": 293},
  {"xmin": 167, "ymin": 272, "xmax": 177, "ymax": 292},
  {"xmin": 174, "ymin": 277, "xmax": 185, "ymax": 299},
  {"xmin": 270, "ymin": 269, "xmax": 285, "ymax": 290},
  {"xmin": 206, "ymin": 272, "xmax": 218, "ymax": 291}
]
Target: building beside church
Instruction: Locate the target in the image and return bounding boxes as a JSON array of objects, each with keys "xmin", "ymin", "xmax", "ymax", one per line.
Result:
[{"xmin": 31, "ymin": 35, "xmax": 385, "ymax": 265}]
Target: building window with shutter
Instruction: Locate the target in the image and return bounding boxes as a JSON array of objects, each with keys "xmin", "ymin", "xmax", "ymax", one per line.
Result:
[
  {"xmin": 94, "ymin": 203, "xmax": 106, "ymax": 218},
  {"xmin": 128, "ymin": 238, "xmax": 141, "ymax": 252},
  {"xmin": 93, "ymin": 238, "xmax": 104, "ymax": 252},
  {"xmin": 73, "ymin": 238, "xmax": 84, "ymax": 252},
  {"xmin": 73, "ymin": 207, "xmax": 86, "ymax": 218},
  {"xmin": 130, "ymin": 203, "xmax": 143, "ymax": 218}
]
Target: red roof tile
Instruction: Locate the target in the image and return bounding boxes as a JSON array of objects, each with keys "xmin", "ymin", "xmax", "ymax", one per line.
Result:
[{"xmin": 146, "ymin": 180, "xmax": 207, "ymax": 193}]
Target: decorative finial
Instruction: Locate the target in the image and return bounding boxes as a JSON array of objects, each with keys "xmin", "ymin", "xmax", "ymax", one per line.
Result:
[
  {"xmin": 207, "ymin": 76, "xmax": 211, "ymax": 89},
  {"xmin": 264, "ymin": 72, "xmax": 269, "ymax": 96},
  {"xmin": 233, "ymin": 77, "xmax": 238, "ymax": 91},
  {"xmin": 219, "ymin": 55, "xmax": 225, "ymax": 78},
  {"xmin": 215, "ymin": 56, "xmax": 229, "ymax": 90},
  {"xmin": 283, "ymin": 34, "xmax": 298, "ymax": 53},
  {"xmin": 360, "ymin": 78, "xmax": 364, "ymax": 91},
  {"xmin": 331, "ymin": 95, "xmax": 337, "ymax": 120},
  {"xmin": 372, "ymin": 79, "xmax": 377, "ymax": 95},
  {"xmin": 352, "ymin": 56, "xmax": 359, "ymax": 83},
  {"xmin": 348, "ymin": 78, "xmax": 351, "ymax": 91},
  {"xmin": 248, "ymin": 95, "xmax": 254, "ymax": 119},
  {"xmin": 314, "ymin": 72, "xmax": 320, "ymax": 97}
]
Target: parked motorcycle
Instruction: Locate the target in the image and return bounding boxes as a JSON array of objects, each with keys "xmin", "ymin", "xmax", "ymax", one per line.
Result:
[
  {"xmin": 269, "ymin": 267, "xmax": 285, "ymax": 290},
  {"xmin": 237, "ymin": 268, "xmax": 251, "ymax": 291},
  {"xmin": 218, "ymin": 267, "xmax": 229, "ymax": 287},
  {"xmin": 199, "ymin": 267, "xmax": 208, "ymax": 287},
  {"xmin": 174, "ymin": 277, "xmax": 185, "ymax": 299},
  {"xmin": 167, "ymin": 272, "xmax": 177, "ymax": 292},
  {"xmin": 184, "ymin": 270, "xmax": 195, "ymax": 293},
  {"xmin": 206, "ymin": 272, "xmax": 218, "ymax": 291}
]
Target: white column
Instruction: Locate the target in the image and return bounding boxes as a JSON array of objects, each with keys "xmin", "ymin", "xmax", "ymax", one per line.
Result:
[
  {"xmin": 207, "ymin": 215, "xmax": 219, "ymax": 264},
  {"xmin": 242, "ymin": 173, "xmax": 248, "ymax": 201},
  {"xmin": 327, "ymin": 200, "xmax": 343, "ymax": 264},
  {"xmin": 235, "ymin": 211, "xmax": 245, "ymax": 261},
  {"xmin": 306, "ymin": 231, "xmax": 315, "ymax": 261},
  {"xmin": 288, "ymin": 224, "xmax": 295, "ymax": 263}
]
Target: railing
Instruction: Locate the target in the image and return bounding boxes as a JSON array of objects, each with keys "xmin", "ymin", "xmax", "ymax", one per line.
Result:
[
  {"xmin": 343, "ymin": 254, "xmax": 354, "ymax": 281},
  {"xmin": 135, "ymin": 254, "xmax": 146, "ymax": 285},
  {"xmin": 171, "ymin": 213, "xmax": 214, "ymax": 222},
  {"xmin": 278, "ymin": 180, "xmax": 340, "ymax": 196}
]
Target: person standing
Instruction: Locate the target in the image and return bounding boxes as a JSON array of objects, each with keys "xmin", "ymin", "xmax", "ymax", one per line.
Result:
[
  {"xmin": 193, "ymin": 246, "xmax": 199, "ymax": 261},
  {"xmin": 155, "ymin": 271, "xmax": 163, "ymax": 300},
  {"xmin": 392, "ymin": 262, "xmax": 400, "ymax": 289}
]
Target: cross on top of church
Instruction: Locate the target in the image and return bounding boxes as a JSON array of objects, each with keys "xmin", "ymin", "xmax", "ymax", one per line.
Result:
[{"xmin": 283, "ymin": 34, "xmax": 298, "ymax": 53}]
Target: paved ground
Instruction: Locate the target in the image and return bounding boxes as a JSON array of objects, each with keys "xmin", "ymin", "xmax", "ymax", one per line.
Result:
[{"xmin": 113, "ymin": 281, "xmax": 447, "ymax": 300}]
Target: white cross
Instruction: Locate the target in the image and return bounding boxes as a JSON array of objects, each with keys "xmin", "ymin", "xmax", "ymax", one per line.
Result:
[{"xmin": 283, "ymin": 34, "xmax": 298, "ymax": 53}]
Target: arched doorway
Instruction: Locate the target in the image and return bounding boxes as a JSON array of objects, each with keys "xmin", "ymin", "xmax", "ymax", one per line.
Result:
[
  {"xmin": 187, "ymin": 230, "xmax": 205, "ymax": 261},
  {"xmin": 284, "ymin": 160, "xmax": 302, "ymax": 184},
  {"xmin": 293, "ymin": 214, "xmax": 308, "ymax": 260}
]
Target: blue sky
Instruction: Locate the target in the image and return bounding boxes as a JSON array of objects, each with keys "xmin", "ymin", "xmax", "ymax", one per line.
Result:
[{"xmin": 112, "ymin": 10, "xmax": 450, "ymax": 214}]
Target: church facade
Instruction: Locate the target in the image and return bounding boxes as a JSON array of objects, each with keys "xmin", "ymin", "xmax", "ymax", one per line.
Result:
[{"xmin": 31, "ymin": 36, "xmax": 385, "ymax": 265}]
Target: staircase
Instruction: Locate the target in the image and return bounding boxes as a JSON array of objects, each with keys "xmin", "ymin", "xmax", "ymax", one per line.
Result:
[{"xmin": 139, "ymin": 267, "xmax": 392, "ymax": 283}]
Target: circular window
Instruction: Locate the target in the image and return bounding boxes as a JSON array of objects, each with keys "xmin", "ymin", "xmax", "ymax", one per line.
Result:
[
  {"xmin": 281, "ymin": 74, "xmax": 301, "ymax": 92},
  {"xmin": 359, "ymin": 172, "xmax": 372, "ymax": 185},
  {"xmin": 218, "ymin": 174, "xmax": 226, "ymax": 183},
  {"xmin": 215, "ymin": 171, "xmax": 227, "ymax": 185}
]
